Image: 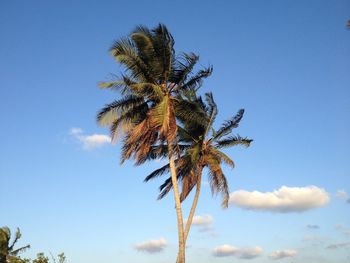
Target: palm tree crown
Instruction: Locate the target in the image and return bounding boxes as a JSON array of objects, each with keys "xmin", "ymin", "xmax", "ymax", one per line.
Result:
[
  {"xmin": 97, "ymin": 24, "xmax": 211, "ymax": 162},
  {"xmin": 145, "ymin": 92, "xmax": 253, "ymax": 208}
]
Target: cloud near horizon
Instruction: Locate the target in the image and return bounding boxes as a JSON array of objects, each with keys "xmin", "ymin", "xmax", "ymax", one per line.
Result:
[
  {"xmin": 229, "ymin": 186, "xmax": 329, "ymax": 213},
  {"xmin": 269, "ymin": 250, "xmax": 297, "ymax": 260},
  {"xmin": 213, "ymin": 245, "xmax": 263, "ymax": 259},
  {"xmin": 134, "ymin": 237, "xmax": 167, "ymax": 253},
  {"xmin": 69, "ymin": 127, "xmax": 111, "ymax": 150},
  {"xmin": 326, "ymin": 242, "xmax": 350, "ymax": 249},
  {"xmin": 306, "ymin": 224, "xmax": 320, "ymax": 229},
  {"xmin": 335, "ymin": 224, "xmax": 350, "ymax": 236}
]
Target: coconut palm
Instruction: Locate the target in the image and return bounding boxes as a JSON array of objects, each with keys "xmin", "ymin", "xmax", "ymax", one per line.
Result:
[
  {"xmin": 144, "ymin": 92, "xmax": 252, "ymax": 251},
  {"xmin": 0, "ymin": 227, "xmax": 30, "ymax": 263},
  {"xmin": 97, "ymin": 24, "xmax": 212, "ymax": 263}
]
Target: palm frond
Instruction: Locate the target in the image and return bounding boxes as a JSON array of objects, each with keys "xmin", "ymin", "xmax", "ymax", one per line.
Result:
[
  {"xmin": 179, "ymin": 66, "xmax": 213, "ymax": 92},
  {"xmin": 98, "ymin": 74, "xmax": 138, "ymax": 95},
  {"xmin": 110, "ymin": 38, "xmax": 155, "ymax": 82},
  {"xmin": 8, "ymin": 228, "xmax": 21, "ymax": 252},
  {"xmin": 10, "ymin": 245, "xmax": 30, "ymax": 256},
  {"xmin": 151, "ymin": 24, "xmax": 175, "ymax": 83},
  {"xmin": 158, "ymin": 177, "xmax": 173, "ymax": 199},
  {"xmin": 136, "ymin": 144, "xmax": 189, "ymax": 165},
  {"xmin": 216, "ymin": 135, "xmax": 253, "ymax": 149},
  {"xmin": 214, "ymin": 109, "xmax": 245, "ymax": 139},
  {"xmin": 149, "ymin": 96, "xmax": 177, "ymax": 141},
  {"xmin": 171, "ymin": 52, "xmax": 199, "ymax": 85},
  {"xmin": 180, "ymin": 170, "xmax": 197, "ymax": 202},
  {"xmin": 204, "ymin": 92, "xmax": 218, "ymax": 136},
  {"xmin": 109, "ymin": 102, "xmax": 149, "ymax": 140},
  {"xmin": 0, "ymin": 227, "xmax": 11, "ymax": 242},
  {"xmin": 144, "ymin": 163, "xmax": 171, "ymax": 182},
  {"xmin": 205, "ymin": 156, "xmax": 230, "ymax": 208},
  {"xmin": 96, "ymin": 96, "xmax": 144, "ymax": 126},
  {"xmin": 209, "ymin": 149, "xmax": 235, "ymax": 168},
  {"xmin": 131, "ymin": 28, "xmax": 156, "ymax": 72},
  {"xmin": 175, "ymin": 99, "xmax": 208, "ymax": 131}
]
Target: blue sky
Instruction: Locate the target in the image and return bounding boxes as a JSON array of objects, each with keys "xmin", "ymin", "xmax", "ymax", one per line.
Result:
[{"xmin": 0, "ymin": 0, "xmax": 349, "ymax": 262}]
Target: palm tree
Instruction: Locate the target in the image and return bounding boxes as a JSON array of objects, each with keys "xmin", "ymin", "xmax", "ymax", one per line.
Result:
[
  {"xmin": 97, "ymin": 24, "xmax": 212, "ymax": 263},
  {"xmin": 144, "ymin": 92, "xmax": 252, "ymax": 252},
  {"xmin": 0, "ymin": 227, "xmax": 30, "ymax": 263}
]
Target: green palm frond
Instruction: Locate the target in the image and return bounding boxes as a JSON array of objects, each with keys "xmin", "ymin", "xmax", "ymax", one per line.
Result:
[
  {"xmin": 180, "ymin": 66, "xmax": 213, "ymax": 92},
  {"xmin": 177, "ymin": 126, "xmax": 195, "ymax": 143},
  {"xmin": 214, "ymin": 109, "xmax": 245, "ymax": 139},
  {"xmin": 11, "ymin": 245, "xmax": 30, "ymax": 256},
  {"xmin": 171, "ymin": 52, "xmax": 199, "ymax": 85},
  {"xmin": 0, "ymin": 227, "xmax": 11, "ymax": 242},
  {"xmin": 216, "ymin": 135, "xmax": 253, "ymax": 149},
  {"xmin": 144, "ymin": 163, "xmax": 171, "ymax": 182},
  {"xmin": 110, "ymin": 38, "xmax": 154, "ymax": 83},
  {"xmin": 209, "ymin": 149, "xmax": 235, "ymax": 168},
  {"xmin": 151, "ymin": 24, "xmax": 175, "ymax": 83},
  {"xmin": 204, "ymin": 92, "xmax": 218, "ymax": 136},
  {"xmin": 98, "ymin": 74, "xmax": 138, "ymax": 95},
  {"xmin": 149, "ymin": 95, "xmax": 177, "ymax": 140},
  {"xmin": 128, "ymin": 83, "xmax": 164, "ymax": 99},
  {"xmin": 175, "ymin": 99, "xmax": 207, "ymax": 131},
  {"xmin": 96, "ymin": 96, "xmax": 145, "ymax": 126},
  {"xmin": 136, "ymin": 144, "xmax": 189, "ymax": 165},
  {"xmin": 109, "ymin": 102, "xmax": 149, "ymax": 140}
]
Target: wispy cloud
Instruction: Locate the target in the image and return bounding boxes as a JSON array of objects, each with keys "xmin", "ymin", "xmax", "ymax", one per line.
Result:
[
  {"xmin": 326, "ymin": 242, "xmax": 350, "ymax": 249},
  {"xmin": 336, "ymin": 190, "xmax": 350, "ymax": 204},
  {"xmin": 185, "ymin": 214, "xmax": 217, "ymax": 237},
  {"xmin": 335, "ymin": 224, "xmax": 350, "ymax": 236},
  {"xmin": 303, "ymin": 235, "xmax": 322, "ymax": 241},
  {"xmin": 69, "ymin": 127, "xmax": 111, "ymax": 150},
  {"xmin": 134, "ymin": 237, "xmax": 167, "ymax": 253},
  {"xmin": 336, "ymin": 190, "xmax": 348, "ymax": 199},
  {"xmin": 269, "ymin": 249, "xmax": 297, "ymax": 260},
  {"xmin": 229, "ymin": 186, "xmax": 329, "ymax": 213},
  {"xmin": 213, "ymin": 245, "xmax": 263, "ymax": 259},
  {"xmin": 306, "ymin": 224, "xmax": 320, "ymax": 229}
]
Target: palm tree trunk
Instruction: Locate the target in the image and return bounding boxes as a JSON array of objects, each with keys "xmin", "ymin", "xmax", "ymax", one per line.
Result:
[
  {"xmin": 176, "ymin": 170, "xmax": 202, "ymax": 263},
  {"xmin": 167, "ymin": 142, "xmax": 186, "ymax": 263},
  {"xmin": 184, "ymin": 170, "xmax": 202, "ymax": 241}
]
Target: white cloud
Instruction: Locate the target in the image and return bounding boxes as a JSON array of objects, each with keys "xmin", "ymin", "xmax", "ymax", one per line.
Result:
[
  {"xmin": 229, "ymin": 186, "xmax": 330, "ymax": 213},
  {"xmin": 269, "ymin": 250, "xmax": 297, "ymax": 260},
  {"xmin": 188, "ymin": 215, "xmax": 213, "ymax": 226},
  {"xmin": 185, "ymin": 214, "xmax": 217, "ymax": 237},
  {"xmin": 213, "ymin": 245, "xmax": 263, "ymax": 259},
  {"xmin": 134, "ymin": 237, "xmax": 167, "ymax": 253},
  {"xmin": 69, "ymin": 127, "xmax": 111, "ymax": 150}
]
